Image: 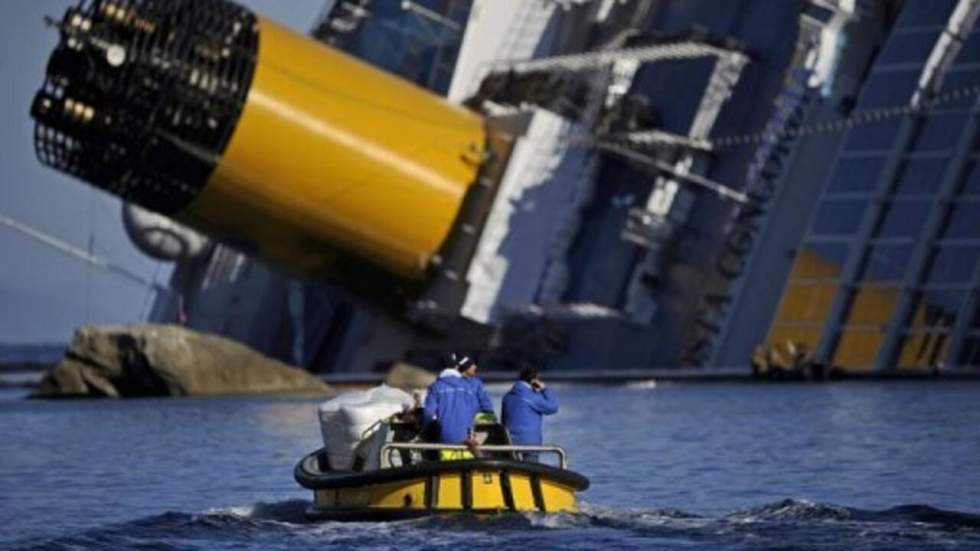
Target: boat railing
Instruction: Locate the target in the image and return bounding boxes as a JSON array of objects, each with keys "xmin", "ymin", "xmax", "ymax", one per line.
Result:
[{"xmin": 380, "ymin": 442, "xmax": 568, "ymax": 469}]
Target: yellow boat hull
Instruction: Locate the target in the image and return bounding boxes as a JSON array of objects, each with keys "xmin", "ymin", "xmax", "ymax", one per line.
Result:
[{"xmin": 295, "ymin": 450, "xmax": 588, "ymax": 520}]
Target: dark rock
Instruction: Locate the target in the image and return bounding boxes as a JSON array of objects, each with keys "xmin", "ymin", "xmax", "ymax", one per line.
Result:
[
  {"xmin": 31, "ymin": 324, "xmax": 334, "ymax": 399},
  {"xmin": 36, "ymin": 358, "xmax": 89, "ymax": 396},
  {"xmin": 384, "ymin": 362, "xmax": 435, "ymax": 390}
]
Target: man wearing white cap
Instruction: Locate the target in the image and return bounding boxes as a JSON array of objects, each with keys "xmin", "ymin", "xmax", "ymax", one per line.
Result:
[{"xmin": 421, "ymin": 353, "xmax": 494, "ymax": 455}]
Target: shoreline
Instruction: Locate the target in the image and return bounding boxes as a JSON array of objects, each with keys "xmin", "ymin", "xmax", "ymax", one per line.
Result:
[
  {"xmin": 5, "ymin": 365, "xmax": 979, "ymax": 394},
  {"xmin": 319, "ymin": 368, "xmax": 980, "ymax": 388}
]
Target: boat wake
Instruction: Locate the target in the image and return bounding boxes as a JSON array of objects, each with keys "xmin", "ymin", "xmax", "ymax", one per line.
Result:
[
  {"xmin": 10, "ymin": 498, "xmax": 980, "ymax": 550},
  {"xmin": 203, "ymin": 498, "xmax": 313, "ymax": 524}
]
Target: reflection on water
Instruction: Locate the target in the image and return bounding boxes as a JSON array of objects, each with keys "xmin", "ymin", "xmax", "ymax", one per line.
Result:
[
  {"xmin": 255, "ymin": 400, "xmax": 323, "ymax": 437},
  {"xmin": 2, "ymin": 383, "xmax": 980, "ymax": 549}
]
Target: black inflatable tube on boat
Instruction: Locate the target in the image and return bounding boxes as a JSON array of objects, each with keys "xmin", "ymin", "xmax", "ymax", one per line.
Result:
[{"xmin": 294, "ymin": 449, "xmax": 590, "ymax": 491}]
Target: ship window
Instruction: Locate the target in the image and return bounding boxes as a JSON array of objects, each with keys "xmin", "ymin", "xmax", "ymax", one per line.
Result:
[
  {"xmin": 896, "ymin": 331, "xmax": 950, "ymax": 369},
  {"xmin": 843, "ymin": 286, "xmax": 898, "ymax": 325},
  {"xmin": 893, "ymin": 0, "xmax": 956, "ymax": 28},
  {"xmin": 913, "ymin": 113, "xmax": 968, "ymax": 153},
  {"xmin": 860, "ymin": 70, "xmax": 920, "ymax": 109},
  {"xmin": 938, "ymin": 69, "xmax": 980, "ymax": 109},
  {"xmin": 874, "ymin": 199, "xmax": 932, "ymax": 238},
  {"xmin": 831, "ymin": 328, "xmax": 886, "ymax": 371},
  {"xmin": 843, "ymin": 118, "xmax": 902, "ymax": 152},
  {"xmin": 907, "ymin": 289, "xmax": 963, "ymax": 330},
  {"xmin": 827, "ymin": 156, "xmax": 885, "ymax": 194},
  {"xmin": 773, "ymin": 283, "xmax": 839, "ymax": 324},
  {"xmin": 894, "ymin": 157, "xmax": 947, "ymax": 196},
  {"xmin": 941, "ymin": 200, "xmax": 980, "ymax": 239},
  {"xmin": 952, "ymin": 31, "xmax": 980, "ymax": 65},
  {"xmin": 859, "ymin": 243, "xmax": 913, "ymax": 283},
  {"xmin": 877, "ymin": 29, "xmax": 941, "ymax": 65},
  {"xmin": 812, "ymin": 199, "xmax": 869, "ymax": 235},
  {"xmin": 790, "ymin": 242, "xmax": 849, "ymax": 280},
  {"xmin": 959, "ymin": 336, "xmax": 980, "ymax": 367},
  {"xmin": 925, "ymin": 245, "xmax": 980, "ymax": 284},
  {"xmin": 964, "ymin": 162, "xmax": 980, "ymax": 196}
]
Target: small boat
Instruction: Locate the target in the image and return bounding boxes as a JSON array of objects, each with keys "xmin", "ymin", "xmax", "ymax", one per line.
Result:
[{"xmin": 294, "ymin": 416, "xmax": 590, "ymax": 520}]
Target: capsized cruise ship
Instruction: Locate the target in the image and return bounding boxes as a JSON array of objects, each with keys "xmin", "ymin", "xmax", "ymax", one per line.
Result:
[{"xmin": 112, "ymin": 0, "xmax": 980, "ymax": 375}]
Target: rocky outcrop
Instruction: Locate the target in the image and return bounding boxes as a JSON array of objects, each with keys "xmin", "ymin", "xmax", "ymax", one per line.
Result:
[
  {"xmin": 383, "ymin": 362, "xmax": 435, "ymax": 390},
  {"xmin": 751, "ymin": 340, "xmax": 843, "ymax": 382},
  {"xmin": 31, "ymin": 324, "xmax": 334, "ymax": 399}
]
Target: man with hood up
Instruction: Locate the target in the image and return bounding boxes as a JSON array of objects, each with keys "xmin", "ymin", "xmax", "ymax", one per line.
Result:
[{"xmin": 421, "ymin": 353, "xmax": 494, "ymax": 448}]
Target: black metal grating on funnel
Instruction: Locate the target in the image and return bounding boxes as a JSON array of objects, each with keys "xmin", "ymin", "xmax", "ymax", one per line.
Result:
[{"xmin": 31, "ymin": 0, "xmax": 259, "ymax": 214}]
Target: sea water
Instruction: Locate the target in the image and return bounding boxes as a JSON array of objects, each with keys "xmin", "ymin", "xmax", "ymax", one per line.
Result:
[{"xmin": 2, "ymin": 382, "xmax": 979, "ymax": 550}]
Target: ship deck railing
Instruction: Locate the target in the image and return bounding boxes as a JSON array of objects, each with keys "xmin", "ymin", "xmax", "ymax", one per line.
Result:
[{"xmin": 379, "ymin": 442, "xmax": 568, "ymax": 469}]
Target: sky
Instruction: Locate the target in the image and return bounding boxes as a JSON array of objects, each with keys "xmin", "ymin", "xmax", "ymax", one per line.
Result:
[{"xmin": 0, "ymin": 0, "xmax": 329, "ymax": 344}]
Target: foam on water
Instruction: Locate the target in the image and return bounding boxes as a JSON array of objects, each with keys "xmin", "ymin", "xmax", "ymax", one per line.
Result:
[
  {"xmin": 11, "ymin": 498, "xmax": 980, "ymax": 551},
  {"xmin": 204, "ymin": 499, "xmax": 313, "ymax": 524},
  {"xmin": 624, "ymin": 380, "xmax": 659, "ymax": 390}
]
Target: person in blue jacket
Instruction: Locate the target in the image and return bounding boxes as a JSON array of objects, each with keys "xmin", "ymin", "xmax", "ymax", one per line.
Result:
[
  {"xmin": 501, "ymin": 366, "xmax": 558, "ymax": 461},
  {"xmin": 422, "ymin": 353, "xmax": 494, "ymax": 448}
]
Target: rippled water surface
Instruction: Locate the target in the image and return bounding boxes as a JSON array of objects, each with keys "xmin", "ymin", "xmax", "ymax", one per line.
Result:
[{"xmin": 2, "ymin": 382, "xmax": 979, "ymax": 550}]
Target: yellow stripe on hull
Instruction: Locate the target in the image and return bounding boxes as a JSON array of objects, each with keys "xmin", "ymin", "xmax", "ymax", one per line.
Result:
[
  {"xmin": 437, "ymin": 472, "xmax": 463, "ymax": 509},
  {"xmin": 540, "ymin": 479, "xmax": 578, "ymax": 512},
  {"xmin": 311, "ymin": 471, "xmax": 579, "ymax": 515},
  {"xmin": 315, "ymin": 479, "xmax": 429, "ymax": 510},
  {"xmin": 508, "ymin": 473, "xmax": 539, "ymax": 510},
  {"xmin": 470, "ymin": 470, "xmax": 507, "ymax": 510}
]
